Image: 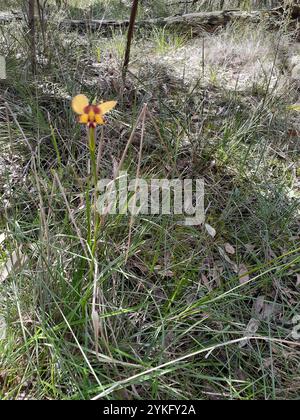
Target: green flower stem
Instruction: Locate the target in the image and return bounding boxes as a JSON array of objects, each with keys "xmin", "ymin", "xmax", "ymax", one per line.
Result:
[{"xmin": 88, "ymin": 126, "xmax": 100, "ymax": 257}]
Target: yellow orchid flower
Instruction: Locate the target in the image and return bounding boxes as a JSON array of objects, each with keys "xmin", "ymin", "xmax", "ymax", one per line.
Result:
[{"xmin": 72, "ymin": 94, "xmax": 117, "ymax": 128}]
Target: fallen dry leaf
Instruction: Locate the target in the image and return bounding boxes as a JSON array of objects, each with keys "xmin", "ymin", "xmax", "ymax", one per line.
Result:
[
  {"xmin": 225, "ymin": 243, "xmax": 235, "ymax": 255},
  {"xmin": 252, "ymin": 295, "xmax": 281, "ymax": 321},
  {"xmin": 239, "ymin": 318, "xmax": 260, "ymax": 348},
  {"xmin": 253, "ymin": 295, "xmax": 265, "ymax": 318},
  {"xmin": 0, "ymin": 246, "xmax": 28, "ymax": 283},
  {"xmin": 201, "ymin": 274, "xmax": 211, "ymax": 291},
  {"xmin": 205, "ymin": 223, "xmax": 216, "ymax": 238},
  {"xmin": 154, "ymin": 265, "xmax": 174, "ymax": 278},
  {"xmin": 217, "ymin": 246, "xmax": 238, "ymax": 272},
  {"xmin": 238, "ymin": 264, "xmax": 250, "ymax": 284}
]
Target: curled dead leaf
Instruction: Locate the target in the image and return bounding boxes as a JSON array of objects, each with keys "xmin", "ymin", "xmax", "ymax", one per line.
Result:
[
  {"xmin": 238, "ymin": 264, "xmax": 250, "ymax": 285},
  {"xmin": 205, "ymin": 223, "xmax": 216, "ymax": 238},
  {"xmin": 296, "ymin": 274, "xmax": 300, "ymax": 288},
  {"xmin": 225, "ymin": 243, "xmax": 235, "ymax": 255},
  {"xmin": 239, "ymin": 318, "xmax": 260, "ymax": 348}
]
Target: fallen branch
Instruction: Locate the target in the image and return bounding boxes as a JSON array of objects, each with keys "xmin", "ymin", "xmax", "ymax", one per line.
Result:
[
  {"xmin": 2, "ymin": 6, "xmax": 300, "ymax": 35},
  {"xmin": 59, "ymin": 8, "xmax": 295, "ymax": 34},
  {"xmin": 60, "ymin": 10, "xmax": 259, "ymax": 34}
]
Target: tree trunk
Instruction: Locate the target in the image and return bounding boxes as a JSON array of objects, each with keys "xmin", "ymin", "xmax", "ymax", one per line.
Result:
[
  {"xmin": 28, "ymin": 0, "xmax": 36, "ymax": 75},
  {"xmin": 123, "ymin": 0, "xmax": 139, "ymax": 79}
]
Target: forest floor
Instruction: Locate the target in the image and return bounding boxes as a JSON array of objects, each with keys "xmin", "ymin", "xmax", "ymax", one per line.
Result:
[{"xmin": 0, "ymin": 1, "xmax": 300, "ymax": 400}]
